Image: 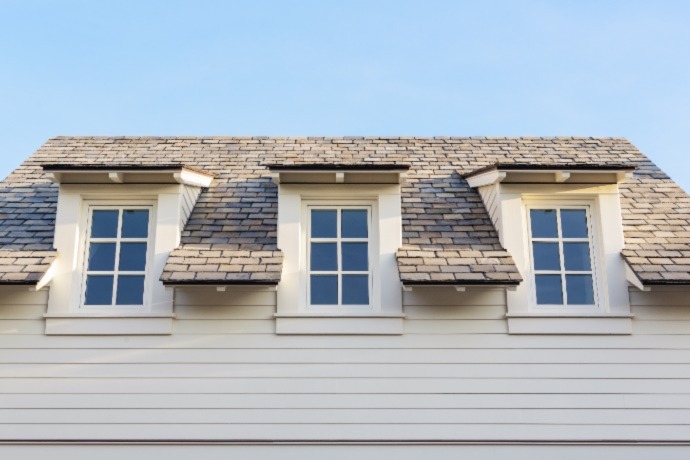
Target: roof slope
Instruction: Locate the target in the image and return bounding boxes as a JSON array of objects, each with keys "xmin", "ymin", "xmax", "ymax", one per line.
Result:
[{"xmin": 0, "ymin": 136, "xmax": 686, "ymax": 286}]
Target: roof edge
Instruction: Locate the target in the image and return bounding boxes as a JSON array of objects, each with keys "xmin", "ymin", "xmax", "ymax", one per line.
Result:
[
  {"xmin": 41, "ymin": 163, "xmax": 214, "ymax": 177},
  {"xmin": 464, "ymin": 162, "xmax": 637, "ymax": 179},
  {"xmin": 266, "ymin": 163, "xmax": 410, "ymax": 171},
  {"xmin": 161, "ymin": 279, "xmax": 280, "ymax": 286},
  {"xmin": 401, "ymin": 279, "xmax": 522, "ymax": 287}
]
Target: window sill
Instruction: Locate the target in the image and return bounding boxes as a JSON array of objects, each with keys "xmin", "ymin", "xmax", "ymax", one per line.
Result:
[
  {"xmin": 44, "ymin": 314, "xmax": 173, "ymax": 335},
  {"xmin": 275, "ymin": 315, "xmax": 403, "ymax": 335},
  {"xmin": 506, "ymin": 314, "xmax": 632, "ymax": 335}
]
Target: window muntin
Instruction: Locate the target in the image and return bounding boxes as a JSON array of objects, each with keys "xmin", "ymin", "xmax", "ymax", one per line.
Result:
[
  {"xmin": 82, "ymin": 207, "xmax": 151, "ymax": 307},
  {"xmin": 308, "ymin": 207, "xmax": 372, "ymax": 307},
  {"xmin": 528, "ymin": 207, "xmax": 597, "ymax": 308}
]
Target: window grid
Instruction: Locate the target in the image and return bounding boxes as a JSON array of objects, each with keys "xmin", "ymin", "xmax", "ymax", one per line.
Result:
[
  {"xmin": 308, "ymin": 206, "xmax": 371, "ymax": 307},
  {"xmin": 528, "ymin": 206, "xmax": 596, "ymax": 307},
  {"xmin": 82, "ymin": 207, "xmax": 150, "ymax": 307}
]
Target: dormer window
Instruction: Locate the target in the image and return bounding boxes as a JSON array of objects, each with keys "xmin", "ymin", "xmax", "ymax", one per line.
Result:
[
  {"xmin": 83, "ymin": 207, "xmax": 152, "ymax": 307},
  {"xmin": 528, "ymin": 206, "xmax": 597, "ymax": 308},
  {"xmin": 308, "ymin": 206, "xmax": 372, "ymax": 308}
]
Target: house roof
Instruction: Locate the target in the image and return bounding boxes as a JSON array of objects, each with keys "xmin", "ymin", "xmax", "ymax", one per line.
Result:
[{"xmin": 0, "ymin": 136, "xmax": 686, "ymax": 286}]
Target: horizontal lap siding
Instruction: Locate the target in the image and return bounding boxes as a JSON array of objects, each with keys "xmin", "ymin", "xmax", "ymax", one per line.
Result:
[
  {"xmin": 1, "ymin": 286, "xmax": 690, "ymax": 442},
  {"xmin": 2, "ymin": 445, "xmax": 690, "ymax": 460}
]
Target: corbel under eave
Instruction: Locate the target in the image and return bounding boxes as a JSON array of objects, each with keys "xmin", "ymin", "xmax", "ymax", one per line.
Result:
[
  {"xmin": 31, "ymin": 255, "xmax": 59, "ymax": 291},
  {"xmin": 172, "ymin": 170, "xmax": 214, "ymax": 188},
  {"xmin": 466, "ymin": 171, "xmax": 507, "ymax": 188},
  {"xmin": 625, "ymin": 263, "xmax": 651, "ymax": 292}
]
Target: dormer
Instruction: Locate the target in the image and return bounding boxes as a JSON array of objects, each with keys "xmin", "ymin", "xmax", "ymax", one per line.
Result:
[
  {"xmin": 465, "ymin": 163, "xmax": 638, "ymax": 334},
  {"xmin": 42, "ymin": 163, "xmax": 213, "ymax": 335},
  {"xmin": 267, "ymin": 163, "xmax": 409, "ymax": 335}
]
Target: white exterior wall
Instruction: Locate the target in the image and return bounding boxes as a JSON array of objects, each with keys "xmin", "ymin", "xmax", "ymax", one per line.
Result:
[{"xmin": 1, "ymin": 284, "xmax": 690, "ymax": 456}]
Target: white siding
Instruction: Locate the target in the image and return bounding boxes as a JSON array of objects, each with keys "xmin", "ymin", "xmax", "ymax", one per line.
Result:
[
  {"xmin": 1, "ymin": 284, "xmax": 690, "ymax": 452},
  {"xmin": 180, "ymin": 185, "xmax": 202, "ymax": 230},
  {"xmin": 477, "ymin": 183, "xmax": 501, "ymax": 238},
  {"xmin": 3, "ymin": 444, "xmax": 690, "ymax": 460}
]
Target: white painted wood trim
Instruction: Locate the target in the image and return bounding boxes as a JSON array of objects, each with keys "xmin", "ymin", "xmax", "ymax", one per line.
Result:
[
  {"xmin": 107, "ymin": 172, "xmax": 123, "ymax": 183},
  {"xmin": 172, "ymin": 170, "xmax": 213, "ymax": 188},
  {"xmin": 46, "ymin": 169, "xmax": 213, "ymax": 187},
  {"xmin": 274, "ymin": 313, "xmax": 405, "ymax": 318},
  {"xmin": 33, "ymin": 256, "xmax": 59, "ymax": 291},
  {"xmin": 626, "ymin": 263, "xmax": 651, "ymax": 291},
  {"xmin": 466, "ymin": 170, "xmax": 507, "ymax": 188},
  {"xmin": 272, "ymin": 170, "xmax": 407, "ymax": 184},
  {"xmin": 44, "ymin": 313, "xmax": 176, "ymax": 318},
  {"xmin": 554, "ymin": 171, "xmax": 571, "ymax": 183}
]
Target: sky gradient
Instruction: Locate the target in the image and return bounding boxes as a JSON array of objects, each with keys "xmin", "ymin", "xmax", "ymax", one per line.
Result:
[{"xmin": 1, "ymin": 1, "xmax": 689, "ymax": 189}]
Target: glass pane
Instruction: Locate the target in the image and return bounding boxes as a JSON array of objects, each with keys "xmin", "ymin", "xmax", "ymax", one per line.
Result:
[
  {"xmin": 530, "ymin": 209, "xmax": 558, "ymax": 238},
  {"xmin": 535, "ymin": 274, "xmax": 563, "ymax": 305},
  {"xmin": 342, "ymin": 242, "xmax": 368, "ymax": 271},
  {"xmin": 342, "ymin": 275, "xmax": 369, "ymax": 305},
  {"xmin": 88, "ymin": 243, "xmax": 116, "ymax": 271},
  {"xmin": 116, "ymin": 275, "xmax": 145, "ymax": 305},
  {"xmin": 310, "ymin": 243, "xmax": 337, "ymax": 271},
  {"xmin": 90, "ymin": 210, "xmax": 119, "ymax": 238},
  {"xmin": 566, "ymin": 274, "xmax": 595, "ymax": 305},
  {"xmin": 310, "ymin": 275, "xmax": 338, "ymax": 305},
  {"xmin": 84, "ymin": 275, "xmax": 114, "ymax": 305},
  {"xmin": 118, "ymin": 243, "xmax": 148, "ymax": 271},
  {"xmin": 311, "ymin": 210, "xmax": 337, "ymax": 238},
  {"xmin": 341, "ymin": 209, "xmax": 368, "ymax": 238},
  {"xmin": 563, "ymin": 242, "xmax": 591, "ymax": 271},
  {"xmin": 561, "ymin": 209, "xmax": 588, "ymax": 238},
  {"xmin": 532, "ymin": 242, "xmax": 560, "ymax": 271},
  {"xmin": 121, "ymin": 210, "xmax": 149, "ymax": 238}
]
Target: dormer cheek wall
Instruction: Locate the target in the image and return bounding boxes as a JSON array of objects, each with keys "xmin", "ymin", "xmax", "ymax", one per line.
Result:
[{"xmin": 477, "ymin": 182, "xmax": 633, "ymax": 334}]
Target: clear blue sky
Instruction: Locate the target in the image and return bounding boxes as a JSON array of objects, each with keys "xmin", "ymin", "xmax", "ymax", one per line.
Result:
[{"xmin": 1, "ymin": 1, "xmax": 689, "ymax": 189}]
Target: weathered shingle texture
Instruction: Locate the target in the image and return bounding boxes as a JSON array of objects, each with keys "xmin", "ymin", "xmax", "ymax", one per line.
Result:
[
  {"xmin": 160, "ymin": 248, "xmax": 282, "ymax": 284},
  {"xmin": 0, "ymin": 250, "xmax": 56, "ymax": 284},
  {"xmin": 0, "ymin": 136, "xmax": 687, "ymax": 286}
]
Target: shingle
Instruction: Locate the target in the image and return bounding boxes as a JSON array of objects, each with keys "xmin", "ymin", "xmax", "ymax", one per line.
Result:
[
  {"xmin": 0, "ymin": 250, "xmax": 56, "ymax": 284},
  {"xmin": 0, "ymin": 136, "xmax": 684, "ymax": 286}
]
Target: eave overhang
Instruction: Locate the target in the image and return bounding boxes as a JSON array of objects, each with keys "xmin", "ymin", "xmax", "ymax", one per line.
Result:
[
  {"xmin": 464, "ymin": 163, "xmax": 637, "ymax": 188},
  {"xmin": 266, "ymin": 163, "xmax": 410, "ymax": 184},
  {"xmin": 161, "ymin": 279, "xmax": 280, "ymax": 287},
  {"xmin": 42, "ymin": 164, "xmax": 214, "ymax": 187},
  {"xmin": 400, "ymin": 279, "xmax": 521, "ymax": 292}
]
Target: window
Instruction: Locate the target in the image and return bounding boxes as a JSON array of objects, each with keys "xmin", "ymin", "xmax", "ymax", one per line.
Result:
[
  {"xmin": 82, "ymin": 207, "xmax": 151, "ymax": 307},
  {"xmin": 528, "ymin": 206, "xmax": 597, "ymax": 308},
  {"xmin": 308, "ymin": 207, "xmax": 371, "ymax": 308}
]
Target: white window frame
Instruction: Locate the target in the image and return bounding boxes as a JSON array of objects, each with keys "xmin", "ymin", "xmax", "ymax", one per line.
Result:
[
  {"xmin": 306, "ymin": 205, "xmax": 373, "ymax": 310},
  {"xmin": 526, "ymin": 204, "xmax": 600, "ymax": 311},
  {"xmin": 80, "ymin": 204, "xmax": 155, "ymax": 310},
  {"xmin": 302, "ymin": 199, "xmax": 379, "ymax": 314}
]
